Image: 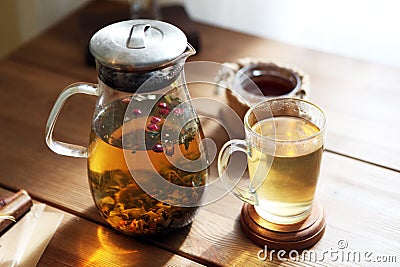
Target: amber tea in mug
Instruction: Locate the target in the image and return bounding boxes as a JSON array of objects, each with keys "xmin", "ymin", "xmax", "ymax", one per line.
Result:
[{"xmin": 218, "ymin": 98, "xmax": 326, "ymax": 224}]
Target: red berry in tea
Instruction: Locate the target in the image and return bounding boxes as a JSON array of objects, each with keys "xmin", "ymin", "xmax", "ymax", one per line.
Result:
[
  {"xmin": 133, "ymin": 108, "xmax": 142, "ymax": 115},
  {"xmin": 158, "ymin": 102, "xmax": 168, "ymax": 109},
  {"xmin": 159, "ymin": 108, "xmax": 170, "ymax": 115},
  {"xmin": 151, "ymin": 116, "xmax": 162, "ymax": 123},
  {"xmin": 152, "ymin": 143, "xmax": 163, "ymax": 153},
  {"xmin": 147, "ymin": 123, "xmax": 159, "ymax": 131}
]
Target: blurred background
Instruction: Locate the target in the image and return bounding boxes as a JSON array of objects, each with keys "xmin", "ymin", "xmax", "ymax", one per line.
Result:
[{"xmin": 1, "ymin": 0, "xmax": 400, "ymax": 66}]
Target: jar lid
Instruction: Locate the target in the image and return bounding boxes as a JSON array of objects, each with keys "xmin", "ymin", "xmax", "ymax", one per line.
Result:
[{"xmin": 89, "ymin": 19, "xmax": 188, "ymax": 70}]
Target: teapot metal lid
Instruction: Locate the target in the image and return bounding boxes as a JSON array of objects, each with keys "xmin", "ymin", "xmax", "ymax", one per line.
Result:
[{"xmin": 89, "ymin": 19, "xmax": 188, "ymax": 70}]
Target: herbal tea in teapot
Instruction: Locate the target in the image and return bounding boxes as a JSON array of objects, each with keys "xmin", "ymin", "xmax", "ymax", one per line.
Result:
[{"xmin": 88, "ymin": 92, "xmax": 208, "ymax": 235}]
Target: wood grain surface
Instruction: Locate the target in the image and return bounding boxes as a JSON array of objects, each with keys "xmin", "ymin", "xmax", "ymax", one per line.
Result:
[
  {"xmin": 1, "ymin": 1, "xmax": 399, "ymax": 266},
  {"xmin": 0, "ymin": 188, "xmax": 203, "ymax": 267}
]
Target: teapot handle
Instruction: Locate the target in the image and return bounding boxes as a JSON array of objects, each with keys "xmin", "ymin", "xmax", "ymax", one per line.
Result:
[{"xmin": 45, "ymin": 82, "xmax": 99, "ymax": 158}]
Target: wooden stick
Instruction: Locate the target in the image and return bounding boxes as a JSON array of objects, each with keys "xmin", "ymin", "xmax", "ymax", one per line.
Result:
[{"xmin": 0, "ymin": 190, "xmax": 33, "ymax": 235}]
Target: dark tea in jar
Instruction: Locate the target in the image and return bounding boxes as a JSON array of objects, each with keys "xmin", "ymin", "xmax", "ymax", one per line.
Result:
[{"xmin": 234, "ymin": 63, "xmax": 301, "ymax": 100}]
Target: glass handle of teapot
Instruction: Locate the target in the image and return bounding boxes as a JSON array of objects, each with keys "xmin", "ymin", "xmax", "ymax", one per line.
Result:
[
  {"xmin": 45, "ymin": 82, "xmax": 99, "ymax": 158},
  {"xmin": 217, "ymin": 139, "xmax": 258, "ymax": 205}
]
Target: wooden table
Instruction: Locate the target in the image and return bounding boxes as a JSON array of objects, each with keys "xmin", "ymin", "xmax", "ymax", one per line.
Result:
[{"xmin": 1, "ymin": 1, "xmax": 399, "ymax": 266}]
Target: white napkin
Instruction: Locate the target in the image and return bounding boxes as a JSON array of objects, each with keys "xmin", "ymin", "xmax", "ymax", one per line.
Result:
[{"xmin": 0, "ymin": 204, "xmax": 63, "ymax": 267}]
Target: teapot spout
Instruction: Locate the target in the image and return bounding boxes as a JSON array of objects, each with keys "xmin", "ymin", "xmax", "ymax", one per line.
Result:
[
  {"xmin": 166, "ymin": 43, "xmax": 195, "ymax": 68},
  {"xmin": 177, "ymin": 43, "xmax": 196, "ymax": 62}
]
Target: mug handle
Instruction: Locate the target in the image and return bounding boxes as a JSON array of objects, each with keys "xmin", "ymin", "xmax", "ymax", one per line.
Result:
[
  {"xmin": 218, "ymin": 139, "xmax": 258, "ymax": 205},
  {"xmin": 45, "ymin": 82, "xmax": 99, "ymax": 158}
]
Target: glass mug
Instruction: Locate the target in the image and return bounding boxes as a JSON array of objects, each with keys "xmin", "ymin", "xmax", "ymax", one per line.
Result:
[{"xmin": 218, "ymin": 98, "xmax": 326, "ymax": 224}]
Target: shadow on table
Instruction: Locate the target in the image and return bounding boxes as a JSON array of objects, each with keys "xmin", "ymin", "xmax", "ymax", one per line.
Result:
[{"xmin": 40, "ymin": 206, "xmax": 192, "ymax": 266}]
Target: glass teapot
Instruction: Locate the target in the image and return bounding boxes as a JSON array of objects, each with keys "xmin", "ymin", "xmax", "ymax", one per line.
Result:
[{"xmin": 45, "ymin": 20, "xmax": 209, "ymax": 236}]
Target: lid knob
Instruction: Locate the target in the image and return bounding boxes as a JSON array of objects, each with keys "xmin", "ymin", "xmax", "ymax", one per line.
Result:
[{"xmin": 127, "ymin": 24, "xmax": 151, "ymax": 49}]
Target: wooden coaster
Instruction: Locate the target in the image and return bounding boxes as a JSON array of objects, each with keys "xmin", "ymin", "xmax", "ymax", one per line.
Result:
[{"xmin": 240, "ymin": 203, "xmax": 325, "ymax": 250}]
